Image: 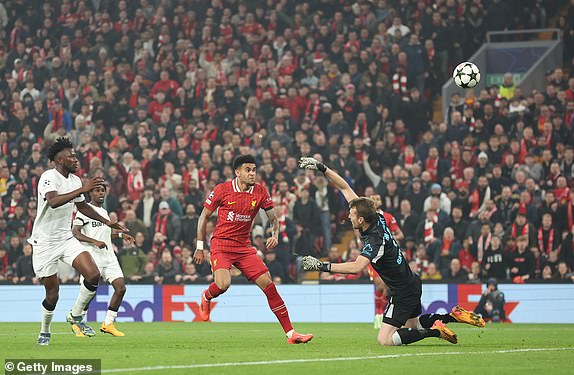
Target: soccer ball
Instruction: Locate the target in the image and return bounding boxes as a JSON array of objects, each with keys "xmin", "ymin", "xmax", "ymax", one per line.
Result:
[{"xmin": 453, "ymin": 62, "xmax": 481, "ymax": 89}]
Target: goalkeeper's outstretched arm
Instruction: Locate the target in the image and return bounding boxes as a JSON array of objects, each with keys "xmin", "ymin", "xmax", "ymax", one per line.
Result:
[
  {"xmin": 298, "ymin": 157, "xmax": 358, "ymax": 203},
  {"xmin": 302, "ymin": 254, "xmax": 370, "ymax": 274}
]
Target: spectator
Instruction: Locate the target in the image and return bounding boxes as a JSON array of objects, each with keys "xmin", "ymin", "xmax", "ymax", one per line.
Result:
[
  {"xmin": 430, "ymin": 227, "xmax": 461, "ymax": 275},
  {"xmin": 507, "ymin": 207, "xmax": 536, "ymax": 247},
  {"xmin": 555, "ymin": 262, "xmax": 574, "ymax": 282},
  {"xmin": 509, "ymin": 235, "xmax": 535, "ymax": 283},
  {"xmin": 466, "ymin": 261, "xmax": 482, "ymax": 284},
  {"xmin": 124, "ymin": 210, "xmax": 148, "ymax": 243},
  {"xmin": 445, "ymin": 258, "xmax": 468, "ymax": 283},
  {"xmin": 136, "ymin": 187, "xmax": 159, "ymax": 229},
  {"xmin": 151, "ymin": 201, "xmax": 182, "ymax": 247},
  {"xmin": 154, "ymin": 249, "xmax": 182, "ymax": 284},
  {"xmin": 264, "ymin": 251, "xmax": 285, "ymax": 284},
  {"xmin": 293, "ymin": 189, "xmax": 322, "ymax": 247},
  {"xmin": 13, "ymin": 244, "xmax": 36, "ymax": 284},
  {"xmin": 176, "ymin": 262, "xmax": 205, "ymax": 284},
  {"xmin": 180, "ymin": 204, "xmax": 199, "ymax": 247},
  {"xmin": 397, "ymin": 199, "xmax": 419, "ymax": 242},
  {"xmin": 538, "ymin": 213, "xmax": 561, "ymax": 257},
  {"xmin": 119, "ymin": 234, "xmax": 148, "ymax": 281},
  {"xmin": 422, "ymin": 262, "xmax": 442, "ymax": 281},
  {"xmin": 481, "ymin": 235, "xmax": 508, "ymax": 280},
  {"xmin": 132, "ymin": 262, "xmax": 157, "ymax": 284}
]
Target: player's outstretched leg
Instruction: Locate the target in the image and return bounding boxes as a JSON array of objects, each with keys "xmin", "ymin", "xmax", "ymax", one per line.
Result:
[
  {"xmin": 449, "ymin": 305, "xmax": 486, "ymax": 327},
  {"xmin": 199, "ymin": 269, "xmax": 230, "ymax": 321},
  {"xmin": 378, "ymin": 319, "xmax": 457, "ymax": 346},
  {"xmin": 255, "ymin": 273, "xmax": 313, "ymax": 344},
  {"xmin": 416, "ymin": 306, "xmax": 485, "ymax": 328},
  {"xmin": 68, "ymin": 252, "xmax": 100, "ymax": 337},
  {"xmin": 100, "ymin": 277, "xmax": 126, "ymax": 337},
  {"xmin": 37, "ymin": 274, "xmax": 59, "ymax": 345}
]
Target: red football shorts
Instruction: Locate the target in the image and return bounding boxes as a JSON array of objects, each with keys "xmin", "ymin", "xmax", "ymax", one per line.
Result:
[{"xmin": 210, "ymin": 247, "xmax": 269, "ymax": 282}]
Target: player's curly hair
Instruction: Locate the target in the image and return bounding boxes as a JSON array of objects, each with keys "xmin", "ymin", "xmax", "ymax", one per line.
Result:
[
  {"xmin": 47, "ymin": 137, "xmax": 74, "ymax": 161},
  {"xmin": 233, "ymin": 154, "xmax": 256, "ymax": 170}
]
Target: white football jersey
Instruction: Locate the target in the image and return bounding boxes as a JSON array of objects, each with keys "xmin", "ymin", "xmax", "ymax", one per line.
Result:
[
  {"xmin": 73, "ymin": 204, "xmax": 115, "ymax": 266},
  {"xmin": 29, "ymin": 169, "xmax": 85, "ymax": 244}
]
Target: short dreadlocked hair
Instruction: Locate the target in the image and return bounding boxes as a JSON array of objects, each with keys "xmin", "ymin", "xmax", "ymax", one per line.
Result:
[{"xmin": 47, "ymin": 137, "xmax": 74, "ymax": 161}]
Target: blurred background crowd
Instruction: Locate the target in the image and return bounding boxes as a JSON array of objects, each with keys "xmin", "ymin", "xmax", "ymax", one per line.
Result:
[{"xmin": 0, "ymin": 0, "xmax": 573, "ymax": 285}]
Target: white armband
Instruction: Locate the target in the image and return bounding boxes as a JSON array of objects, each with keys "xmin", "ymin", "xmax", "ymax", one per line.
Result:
[{"xmin": 197, "ymin": 240, "xmax": 204, "ymax": 250}]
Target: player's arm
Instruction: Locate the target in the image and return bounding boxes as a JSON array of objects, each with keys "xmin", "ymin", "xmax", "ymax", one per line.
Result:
[
  {"xmin": 393, "ymin": 228, "xmax": 404, "ymax": 241},
  {"xmin": 302, "ymin": 254, "xmax": 370, "ymax": 274},
  {"xmin": 265, "ymin": 208, "xmax": 279, "ymax": 249},
  {"xmin": 193, "ymin": 207, "xmax": 214, "ymax": 264},
  {"xmin": 303, "ymin": 237, "xmax": 378, "ymax": 274},
  {"xmin": 75, "ymin": 201, "xmax": 128, "ymax": 232},
  {"xmin": 72, "ymin": 223, "xmax": 107, "ymax": 249},
  {"xmin": 44, "ymin": 176, "xmax": 104, "ymax": 209},
  {"xmin": 298, "ymin": 157, "xmax": 358, "ymax": 203}
]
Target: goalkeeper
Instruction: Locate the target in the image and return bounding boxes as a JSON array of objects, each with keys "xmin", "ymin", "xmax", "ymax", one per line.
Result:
[{"xmin": 298, "ymin": 157, "xmax": 485, "ymax": 346}]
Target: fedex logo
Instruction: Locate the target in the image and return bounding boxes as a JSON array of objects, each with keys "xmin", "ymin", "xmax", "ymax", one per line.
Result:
[
  {"xmin": 422, "ymin": 284, "xmax": 518, "ymax": 322},
  {"xmin": 87, "ymin": 285, "xmax": 216, "ymax": 322}
]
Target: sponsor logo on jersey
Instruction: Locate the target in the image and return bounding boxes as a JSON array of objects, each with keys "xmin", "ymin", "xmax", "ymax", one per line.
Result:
[
  {"xmin": 205, "ymin": 191, "xmax": 214, "ymax": 205},
  {"xmin": 228, "ymin": 201, "xmax": 237, "ymax": 205},
  {"xmin": 226, "ymin": 211, "xmax": 251, "ymax": 222},
  {"xmin": 362, "ymin": 243, "xmax": 373, "ymax": 255}
]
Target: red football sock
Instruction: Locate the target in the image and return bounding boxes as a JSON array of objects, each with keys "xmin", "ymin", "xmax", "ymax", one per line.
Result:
[
  {"xmin": 263, "ymin": 283, "xmax": 293, "ymax": 334},
  {"xmin": 205, "ymin": 283, "xmax": 225, "ymax": 300},
  {"xmin": 375, "ymin": 289, "xmax": 387, "ymax": 315}
]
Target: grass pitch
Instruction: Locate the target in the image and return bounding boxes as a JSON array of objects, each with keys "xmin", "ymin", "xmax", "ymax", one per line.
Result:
[{"xmin": 1, "ymin": 323, "xmax": 573, "ymax": 374}]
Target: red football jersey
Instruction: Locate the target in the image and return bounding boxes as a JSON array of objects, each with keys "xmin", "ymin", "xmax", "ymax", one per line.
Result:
[
  {"xmin": 379, "ymin": 210, "xmax": 399, "ymax": 233},
  {"xmin": 204, "ymin": 178, "xmax": 273, "ymax": 250}
]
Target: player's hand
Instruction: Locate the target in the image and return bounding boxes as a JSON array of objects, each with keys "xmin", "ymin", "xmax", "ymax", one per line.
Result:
[
  {"xmin": 123, "ymin": 234, "xmax": 135, "ymax": 244},
  {"xmin": 266, "ymin": 236, "xmax": 278, "ymax": 249},
  {"xmin": 82, "ymin": 177, "xmax": 105, "ymax": 193},
  {"xmin": 298, "ymin": 157, "xmax": 326, "ymax": 173},
  {"xmin": 95, "ymin": 240, "xmax": 107, "ymax": 249},
  {"xmin": 107, "ymin": 220, "xmax": 128, "ymax": 232},
  {"xmin": 302, "ymin": 256, "xmax": 331, "ymax": 272},
  {"xmin": 193, "ymin": 249, "xmax": 205, "ymax": 264}
]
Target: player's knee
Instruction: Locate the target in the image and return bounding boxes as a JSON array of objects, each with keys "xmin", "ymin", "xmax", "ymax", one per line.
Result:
[
  {"xmin": 377, "ymin": 330, "xmax": 400, "ymax": 346},
  {"xmin": 85, "ymin": 272, "xmax": 101, "ymax": 286},
  {"xmin": 115, "ymin": 283, "xmax": 126, "ymax": 297},
  {"xmin": 377, "ymin": 336, "xmax": 395, "ymax": 346},
  {"xmin": 216, "ymin": 279, "xmax": 230, "ymax": 292}
]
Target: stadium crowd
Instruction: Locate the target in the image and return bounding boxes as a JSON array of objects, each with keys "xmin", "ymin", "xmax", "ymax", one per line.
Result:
[{"xmin": 0, "ymin": 0, "xmax": 572, "ymax": 286}]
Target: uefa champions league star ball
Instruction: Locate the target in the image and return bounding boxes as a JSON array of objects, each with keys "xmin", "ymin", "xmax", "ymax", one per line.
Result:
[{"xmin": 453, "ymin": 62, "xmax": 481, "ymax": 89}]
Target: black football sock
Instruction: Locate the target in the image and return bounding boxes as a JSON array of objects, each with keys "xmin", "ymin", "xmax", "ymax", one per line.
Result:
[
  {"xmin": 393, "ymin": 328, "xmax": 440, "ymax": 345},
  {"xmin": 418, "ymin": 313, "xmax": 456, "ymax": 328}
]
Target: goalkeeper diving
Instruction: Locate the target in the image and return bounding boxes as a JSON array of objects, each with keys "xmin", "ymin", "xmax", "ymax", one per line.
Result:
[{"xmin": 298, "ymin": 157, "xmax": 485, "ymax": 346}]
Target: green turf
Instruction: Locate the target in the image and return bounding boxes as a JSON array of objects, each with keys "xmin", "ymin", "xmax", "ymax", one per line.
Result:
[{"xmin": 1, "ymin": 323, "xmax": 573, "ymax": 374}]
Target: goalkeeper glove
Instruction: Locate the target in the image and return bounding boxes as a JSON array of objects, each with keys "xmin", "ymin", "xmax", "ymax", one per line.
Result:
[
  {"xmin": 298, "ymin": 157, "xmax": 327, "ymax": 173},
  {"xmin": 302, "ymin": 256, "xmax": 331, "ymax": 272}
]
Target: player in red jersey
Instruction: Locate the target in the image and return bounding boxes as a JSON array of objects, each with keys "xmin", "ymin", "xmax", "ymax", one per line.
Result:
[{"xmin": 193, "ymin": 155, "xmax": 313, "ymax": 344}]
